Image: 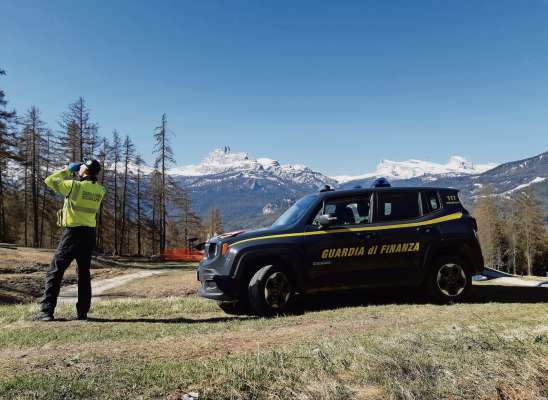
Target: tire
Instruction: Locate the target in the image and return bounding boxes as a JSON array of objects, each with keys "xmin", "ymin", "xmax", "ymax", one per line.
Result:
[
  {"xmin": 217, "ymin": 301, "xmax": 249, "ymax": 316},
  {"xmin": 248, "ymin": 265, "xmax": 293, "ymax": 316},
  {"xmin": 426, "ymin": 256, "xmax": 471, "ymax": 303}
]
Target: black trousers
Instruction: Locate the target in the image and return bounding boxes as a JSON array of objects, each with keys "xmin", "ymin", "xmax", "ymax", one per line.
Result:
[{"xmin": 41, "ymin": 227, "xmax": 96, "ymax": 316}]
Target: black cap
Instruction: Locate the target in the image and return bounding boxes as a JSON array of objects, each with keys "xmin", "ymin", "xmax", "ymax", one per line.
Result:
[{"xmin": 83, "ymin": 158, "xmax": 101, "ymax": 176}]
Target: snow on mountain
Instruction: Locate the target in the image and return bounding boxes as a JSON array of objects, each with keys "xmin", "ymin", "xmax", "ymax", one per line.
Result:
[
  {"xmin": 501, "ymin": 177, "xmax": 547, "ymax": 195},
  {"xmin": 166, "ymin": 148, "xmax": 336, "ymax": 188},
  {"xmin": 333, "ymin": 156, "xmax": 497, "ymax": 184}
]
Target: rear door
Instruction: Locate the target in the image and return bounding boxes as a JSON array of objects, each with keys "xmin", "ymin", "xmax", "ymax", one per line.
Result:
[{"xmin": 367, "ymin": 190, "xmax": 428, "ymax": 285}]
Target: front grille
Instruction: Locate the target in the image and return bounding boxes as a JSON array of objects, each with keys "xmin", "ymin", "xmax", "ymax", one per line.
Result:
[{"xmin": 207, "ymin": 243, "xmax": 217, "ymax": 259}]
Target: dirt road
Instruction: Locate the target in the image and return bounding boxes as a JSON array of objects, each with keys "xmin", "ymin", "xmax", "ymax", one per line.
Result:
[{"xmin": 58, "ymin": 269, "xmax": 173, "ymax": 304}]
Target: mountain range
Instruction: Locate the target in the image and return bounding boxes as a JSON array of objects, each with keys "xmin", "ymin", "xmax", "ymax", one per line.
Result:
[
  {"xmin": 7, "ymin": 147, "xmax": 545, "ymax": 231},
  {"xmin": 165, "ymin": 148, "xmax": 547, "ymax": 230}
]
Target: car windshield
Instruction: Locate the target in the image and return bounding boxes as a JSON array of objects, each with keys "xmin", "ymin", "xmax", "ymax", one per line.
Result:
[{"xmin": 272, "ymin": 195, "xmax": 317, "ymax": 227}]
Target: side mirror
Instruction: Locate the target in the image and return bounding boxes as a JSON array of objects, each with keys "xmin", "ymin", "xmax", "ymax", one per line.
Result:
[{"xmin": 319, "ymin": 214, "xmax": 337, "ymax": 227}]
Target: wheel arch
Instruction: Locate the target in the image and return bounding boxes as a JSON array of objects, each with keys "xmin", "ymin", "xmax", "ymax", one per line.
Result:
[
  {"xmin": 423, "ymin": 240, "xmax": 481, "ymax": 282},
  {"xmin": 233, "ymin": 246, "xmax": 305, "ymax": 294}
]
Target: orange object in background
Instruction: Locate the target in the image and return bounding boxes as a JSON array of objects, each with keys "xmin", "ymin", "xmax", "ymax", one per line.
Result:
[{"xmin": 160, "ymin": 248, "xmax": 204, "ymax": 262}]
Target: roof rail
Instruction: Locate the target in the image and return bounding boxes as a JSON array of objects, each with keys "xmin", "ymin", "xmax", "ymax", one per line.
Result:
[
  {"xmin": 319, "ymin": 185, "xmax": 334, "ymax": 192},
  {"xmin": 371, "ymin": 177, "xmax": 391, "ymax": 188}
]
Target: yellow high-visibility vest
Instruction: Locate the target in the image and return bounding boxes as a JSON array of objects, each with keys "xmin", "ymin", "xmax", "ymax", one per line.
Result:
[{"xmin": 45, "ymin": 168, "xmax": 106, "ymax": 228}]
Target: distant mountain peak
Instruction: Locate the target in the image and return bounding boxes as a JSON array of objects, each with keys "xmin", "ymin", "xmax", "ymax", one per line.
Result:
[
  {"xmin": 168, "ymin": 148, "xmax": 302, "ymax": 177},
  {"xmin": 166, "ymin": 148, "xmax": 336, "ymax": 188},
  {"xmin": 333, "ymin": 156, "xmax": 497, "ymax": 184}
]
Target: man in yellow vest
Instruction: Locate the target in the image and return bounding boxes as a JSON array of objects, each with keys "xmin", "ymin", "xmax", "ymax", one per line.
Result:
[{"xmin": 34, "ymin": 158, "xmax": 106, "ymax": 321}]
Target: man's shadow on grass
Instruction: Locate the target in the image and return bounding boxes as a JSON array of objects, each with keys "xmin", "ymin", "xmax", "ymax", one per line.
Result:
[{"xmin": 291, "ymin": 283, "xmax": 548, "ymax": 314}]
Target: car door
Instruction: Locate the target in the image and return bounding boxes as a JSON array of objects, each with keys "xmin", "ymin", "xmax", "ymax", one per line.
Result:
[
  {"xmin": 364, "ymin": 190, "xmax": 428, "ymax": 285},
  {"xmin": 303, "ymin": 193, "xmax": 373, "ymax": 289}
]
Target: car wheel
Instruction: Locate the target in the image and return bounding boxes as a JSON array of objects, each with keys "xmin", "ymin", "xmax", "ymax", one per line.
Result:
[
  {"xmin": 217, "ymin": 301, "xmax": 249, "ymax": 315},
  {"xmin": 248, "ymin": 265, "xmax": 293, "ymax": 316},
  {"xmin": 427, "ymin": 256, "xmax": 471, "ymax": 303}
]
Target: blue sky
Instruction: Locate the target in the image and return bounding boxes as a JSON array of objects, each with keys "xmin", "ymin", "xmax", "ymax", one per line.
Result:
[{"xmin": 2, "ymin": 0, "xmax": 548, "ymax": 176}]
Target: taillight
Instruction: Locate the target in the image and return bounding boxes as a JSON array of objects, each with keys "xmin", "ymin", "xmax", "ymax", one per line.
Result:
[
  {"xmin": 470, "ymin": 218, "xmax": 478, "ymax": 238},
  {"xmin": 470, "ymin": 217, "xmax": 478, "ymax": 232}
]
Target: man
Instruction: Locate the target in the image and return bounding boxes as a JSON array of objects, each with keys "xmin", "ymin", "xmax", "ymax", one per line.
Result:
[{"xmin": 34, "ymin": 158, "xmax": 106, "ymax": 321}]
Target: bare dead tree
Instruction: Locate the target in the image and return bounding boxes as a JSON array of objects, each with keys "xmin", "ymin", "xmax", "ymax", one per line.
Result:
[{"xmin": 153, "ymin": 114, "xmax": 175, "ymax": 252}]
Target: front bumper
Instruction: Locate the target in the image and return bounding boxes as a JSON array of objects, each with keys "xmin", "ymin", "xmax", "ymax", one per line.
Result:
[{"xmin": 197, "ymin": 268, "xmax": 238, "ymax": 301}]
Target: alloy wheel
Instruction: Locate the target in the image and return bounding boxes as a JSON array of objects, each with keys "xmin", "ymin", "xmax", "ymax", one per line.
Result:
[
  {"xmin": 436, "ymin": 263, "xmax": 467, "ymax": 297},
  {"xmin": 264, "ymin": 272, "xmax": 291, "ymax": 309}
]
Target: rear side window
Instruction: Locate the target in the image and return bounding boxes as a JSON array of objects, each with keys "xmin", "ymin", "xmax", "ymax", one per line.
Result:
[
  {"xmin": 422, "ymin": 191, "xmax": 441, "ymax": 214},
  {"xmin": 375, "ymin": 191, "xmax": 420, "ymax": 222}
]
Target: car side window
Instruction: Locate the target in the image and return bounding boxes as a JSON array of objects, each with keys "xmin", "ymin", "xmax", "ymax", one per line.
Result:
[
  {"xmin": 421, "ymin": 191, "xmax": 441, "ymax": 214},
  {"xmin": 312, "ymin": 194, "xmax": 372, "ymax": 226},
  {"xmin": 375, "ymin": 191, "xmax": 420, "ymax": 222}
]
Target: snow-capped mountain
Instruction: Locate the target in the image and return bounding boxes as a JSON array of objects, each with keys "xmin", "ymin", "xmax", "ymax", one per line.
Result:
[
  {"xmin": 8, "ymin": 146, "xmax": 544, "ymax": 231},
  {"xmin": 333, "ymin": 156, "xmax": 497, "ymax": 183},
  {"xmin": 147, "ymin": 148, "xmax": 546, "ymax": 230},
  {"xmin": 168, "ymin": 148, "xmax": 334, "ymax": 188},
  {"xmin": 165, "ymin": 149, "xmax": 337, "ymax": 229}
]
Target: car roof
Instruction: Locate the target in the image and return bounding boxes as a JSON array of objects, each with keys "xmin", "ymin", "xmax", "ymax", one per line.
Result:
[{"xmin": 316, "ymin": 186, "xmax": 458, "ymax": 200}]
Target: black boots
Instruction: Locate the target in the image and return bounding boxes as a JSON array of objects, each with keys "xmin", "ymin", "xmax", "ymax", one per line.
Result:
[{"xmin": 32, "ymin": 311, "xmax": 54, "ymax": 321}]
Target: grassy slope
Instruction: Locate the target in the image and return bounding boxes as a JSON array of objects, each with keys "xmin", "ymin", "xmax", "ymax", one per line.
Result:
[{"xmin": 0, "ymin": 293, "xmax": 547, "ymax": 400}]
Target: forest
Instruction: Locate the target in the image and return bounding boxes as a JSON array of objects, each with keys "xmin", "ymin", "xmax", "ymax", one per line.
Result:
[
  {"xmin": 0, "ymin": 68, "xmax": 223, "ymax": 256},
  {"xmin": 473, "ymin": 185, "xmax": 547, "ymax": 276}
]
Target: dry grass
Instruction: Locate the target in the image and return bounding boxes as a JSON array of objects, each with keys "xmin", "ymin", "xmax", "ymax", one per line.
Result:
[
  {"xmin": 102, "ymin": 270, "xmax": 199, "ymax": 298},
  {"xmin": 0, "ymin": 294, "xmax": 546, "ymax": 399},
  {"xmin": 1, "ymin": 251, "xmax": 547, "ymax": 399}
]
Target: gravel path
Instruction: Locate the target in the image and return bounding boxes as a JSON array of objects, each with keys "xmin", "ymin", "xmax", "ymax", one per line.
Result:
[{"xmin": 58, "ymin": 269, "xmax": 173, "ymax": 304}]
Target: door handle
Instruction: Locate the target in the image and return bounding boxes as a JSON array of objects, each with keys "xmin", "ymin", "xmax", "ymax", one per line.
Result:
[{"xmin": 357, "ymin": 231, "xmax": 376, "ymax": 239}]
